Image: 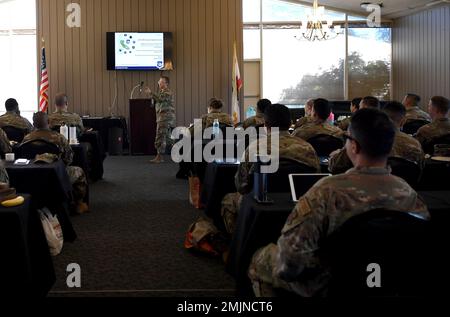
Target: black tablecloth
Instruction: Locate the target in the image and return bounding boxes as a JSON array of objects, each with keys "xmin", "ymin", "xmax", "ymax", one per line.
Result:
[
  {"xmin": 82, "ymin": 116, "xmax": 129, "ymax": 152},
  {"xmin": 0, "ymin": 194, "xmax": 55, "ymax": 296},
  {"xmin": 227, "ymin": 191, "xmax": 450, "ymax": 294},
  {"xmin": 79, "ymin": 131, "xmax": 106, "ymax": 181},
  {"xmin": 5, "ymin": 161, "xmax": 77, "ymax": 242},
  {"xmin": 201, "ymin": 161, "xmax": 239, "ymax": 230},
  {"xmin": 71, "ymin": 143, "xmax": 89, "ymax": 176},
  {"xmin": 418, "ymin": 159, "xmax": 450, "ymax": 190}
]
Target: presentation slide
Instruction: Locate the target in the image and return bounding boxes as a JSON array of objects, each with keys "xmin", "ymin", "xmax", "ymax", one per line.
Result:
[{"xmin": 115, "ymin": 33, "xmax": 164, "ymax": 70}]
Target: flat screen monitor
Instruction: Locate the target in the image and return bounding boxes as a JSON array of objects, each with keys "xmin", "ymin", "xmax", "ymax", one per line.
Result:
[
  {"xmin": 107, "ymin": 32, "xmax": 173, "ymax": 71},
  {"xmin": 289, "ymin": 174, "xmax": 331, "ymax": 202}
]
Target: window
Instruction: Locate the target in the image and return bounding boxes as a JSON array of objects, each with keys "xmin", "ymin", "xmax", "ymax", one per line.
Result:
[
  {"xmin": 243, "ymin": 0, "xmax": 392, "ymax": 105},
  {"xmin": 244, "ymin": 29, "xmax": 261, "ymax": 60},
  {"xmin": 0, "ymin": 0, "xmax": 37, "ymax": 122},
  {"xmin": 263, "ymin": 27, "xmax": 345, "ymax": 104},
  {"xmin": 348, "ymin": 28, "xmax": 392, "ymax": 100}
]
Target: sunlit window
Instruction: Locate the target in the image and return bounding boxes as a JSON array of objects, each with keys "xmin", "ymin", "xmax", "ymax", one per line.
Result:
[
  {"xmin": 348, "ymin": 28, "xmax": 392, "ymax": 100},
  {"xmin": 263, "ymin": 28, "xmax": 345, "ymax": 104},
  {"xmin": 243, "ymin": 0, "xmax": 392, "ymax": 105},
  {"xmin": 0, "ymin": 0, "xmax": 37, "ymax": 122}
]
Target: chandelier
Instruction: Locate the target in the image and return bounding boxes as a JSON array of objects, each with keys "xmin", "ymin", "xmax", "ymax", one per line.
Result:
[{"xmin": 296, "ymin": 0, "xmax": 343, "ymax": 41}]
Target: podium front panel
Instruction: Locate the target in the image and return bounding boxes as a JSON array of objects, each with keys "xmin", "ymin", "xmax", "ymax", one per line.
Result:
[{"xmin": 129, "ymin": 99, "xmax": 156, "ymax": 155}]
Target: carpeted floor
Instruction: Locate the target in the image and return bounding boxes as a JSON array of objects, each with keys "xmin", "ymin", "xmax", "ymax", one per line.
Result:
[{"xmin": 49, "ymin": 156, "xmax": 235, "ymax": 297}]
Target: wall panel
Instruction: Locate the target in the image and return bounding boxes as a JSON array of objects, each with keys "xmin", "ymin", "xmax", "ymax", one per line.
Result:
[
  {"xmin": 37, "ymin": 0, "xmax": 243, "ymax": 125},
  {"xmin": 393, "ymin": 5, "xmax": 450, "ymax": 105}
]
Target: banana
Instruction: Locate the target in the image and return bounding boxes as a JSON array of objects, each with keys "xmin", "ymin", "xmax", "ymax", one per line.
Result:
[{"xmin": 1, "ymin": 196, "xmax": 25, "ymax": 207}]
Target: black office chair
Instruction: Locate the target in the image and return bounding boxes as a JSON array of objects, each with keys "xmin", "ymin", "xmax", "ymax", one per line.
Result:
[
  {"xmin": 50, "ymin": 125, "xmax": 61, "ymax": 133},
  {"xmin": 402, "ymin": 119, "xmax": 429, "ymax": 135},
  {"xmin": 388, "ymin": 157, "xmax": 422, "ymax": 188},
  {"xmin": 253, "ymin": 158, "xmax": 318, "ymax": 194},
  {"xmin": 17, "ymin": 139, "xmax": 61, "ymax": 160},
  {"xmin": 307, "ymin": 134, "xmax": 344, "ymax": 157},
  {"xmin": 319, "ymin": 209, "xmax": 433, "ymax": 297},
  {"xmin": 423, "ymin": 133, "xmax": 450, "ymax": 155},
  {"xmin": 2, "ymin": 126, "xmax": 27, "ymax": 143}
]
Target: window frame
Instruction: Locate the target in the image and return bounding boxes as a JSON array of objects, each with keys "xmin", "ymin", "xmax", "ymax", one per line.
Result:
[{"xmin": 243, "ymin": 0, "xmax": 393, "ymax": 104}]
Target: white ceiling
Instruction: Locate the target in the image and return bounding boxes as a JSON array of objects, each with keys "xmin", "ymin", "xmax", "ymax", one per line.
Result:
[{"xmin": 293, "ymin": 0, "xmax": 450, "ymax": 19}]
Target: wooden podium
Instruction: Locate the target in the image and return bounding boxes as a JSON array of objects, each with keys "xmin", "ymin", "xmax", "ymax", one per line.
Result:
[{"xmin": 129, "ymin": 99, "xmax": 157, "ymax": 155}]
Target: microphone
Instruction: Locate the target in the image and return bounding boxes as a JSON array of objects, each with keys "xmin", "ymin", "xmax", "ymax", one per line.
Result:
[{"xmin": 130, "ymin": 81, "xmax": 144, "ymax": 99}]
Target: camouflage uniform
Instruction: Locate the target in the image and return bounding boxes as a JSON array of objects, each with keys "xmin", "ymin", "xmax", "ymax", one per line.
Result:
[
  {"xmin": 189, "ymin": 110, "xmax": 233, "ymax": 135},
  {"xmin": 243, "ymin": 113, "xmax": 265, "ymax": 129},
  {"xmin": 23, "ymin": 129, "xmax": 88, "ymax": 203},
  {"xmin": 328, "ymin": 130, "xmax": 426, "ymax": 174},
  {"xmin": 153, "ymin": 88, "xmax": 176, "ymax": 155},
  {"xmin": 294, "ymin": 116, "xmax": 313, "ymax": 129},
  {"xmin": 0, "ymin": 129, "xmax": 12, "ymax": 155},
  {"xmin": 221, "ymin": 131, "xmax": 321, "ymax": 234},
  {"xmin": 337, "ymin": 117, "xmax": 351, "ymax": 132},
  {"xmin": 48, "ymin": 110, "xmax": 84, "ymax": 136},
  {"xmin": 292, "ymin": 121, "xmax": 343, "ymax": 141},
  {"xmin": 405, "ymin": 106, "xmax": 431, "ymax": 122},
  {"xmin": 415, "ymin": 118, "xmax": 450, "ymax": 150},
  {"xmin": 0, "ymin": 112, "xmax": 34, "ymax": 133},
  {"xmin": 248, "ymin": 166, "xmax": 430, "ymax": 297}
]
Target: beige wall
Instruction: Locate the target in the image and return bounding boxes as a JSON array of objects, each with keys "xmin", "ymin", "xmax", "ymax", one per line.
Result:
[
  {"xmin": 393, "ymin": 4, "xmax": 450, "ymax": 105},
  {"xmin": 37, "ymin": 0, "xmax": 243, "ymax": 126}
]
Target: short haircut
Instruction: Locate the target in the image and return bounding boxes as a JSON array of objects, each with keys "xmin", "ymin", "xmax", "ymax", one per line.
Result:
[
  {"xmin": 33, "ymin": 111, "xmax": 48, "ymax": 129},
  {"xmin": 313, "ymin": 98, "xmax": 331, "ymax": 121},
  {"xmin": 257, "ymin": 99, "xmax": 271, "ymax": 114},
  {"xmin": 361, "ymin": 96, "xmax": 380, "ymax": 109},
  {"xmin": 55, "ymin": 93, "xmax": 68, "ymax": 107},
  {"xmin": 383, "ymin": 101, "xmax": 406, "ymax": 124},
  {"xmin": 160, "ymin": 76, "xmax": 170, "ymax": 85},
  {"xmin": 351, "ymin": 97, "xmax": 363, "ymax": 110},
  {"xmin": 208, "ymin": 98, "xmax": 224, "ymax": 110},
  {"xmin": 430, "ymin": 96, "xmax": 450, "ymax": 114},
  {"xmin": 406, "ymin": 93, "xmax": 421, "ymax": 105},
  {"xmin": 264, "ymin": 104, "xmax": 292, "ymax": 131},
  {"xmin": 349, "ymin": 108, "xmax": 396, "ymax": 159},
  {"xmin": 5, "ymin": 98, "xmax": 18, "ymax": 112}
]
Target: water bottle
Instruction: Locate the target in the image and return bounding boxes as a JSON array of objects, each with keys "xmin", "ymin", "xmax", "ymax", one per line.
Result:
[
  {"xmin": 60, "ymin": 123, "xmax": 69, "ymax": 140},
  {"xmin": 246, "ymin": 106, "xmax": 256, "ymax": 119},
  {"xmin": 327, "ymin": 111, "xmax": 335, "ymax": 125},
  {"xmin": 212, "ymin": 119, "xmax": 220, "ymax": 138}
]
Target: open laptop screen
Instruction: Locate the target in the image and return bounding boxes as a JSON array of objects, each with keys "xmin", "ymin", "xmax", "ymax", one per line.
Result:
[{"xmin": 289, "ymin": 174, "xmax": 331, "ymax": 202}]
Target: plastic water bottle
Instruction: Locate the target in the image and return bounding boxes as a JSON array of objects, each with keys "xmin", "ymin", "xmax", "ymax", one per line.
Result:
[
  {"xmin": 60, "ymin": 123, "xmax": 69, "ymax": 140},
  {"xmin": 212, "ymin": 119, "xmax": 220, "ymax": 138},
  {"xmin": 246, "ymin": 106, "xmax": 256, "ymax": 119},
  {"xmin": 327, "ymin": 111, "xmax": 335, "ymax": 125}
]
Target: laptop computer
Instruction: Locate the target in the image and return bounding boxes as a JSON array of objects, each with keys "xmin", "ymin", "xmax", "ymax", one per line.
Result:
[{"xmin": 289, "ymin": 174, "xmax": 331, "ymax": 202}]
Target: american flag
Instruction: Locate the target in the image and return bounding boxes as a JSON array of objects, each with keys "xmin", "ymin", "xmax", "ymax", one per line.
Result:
[{"xmin": 39, "ymin": 47, "xmax": 49, "ymax": 112}]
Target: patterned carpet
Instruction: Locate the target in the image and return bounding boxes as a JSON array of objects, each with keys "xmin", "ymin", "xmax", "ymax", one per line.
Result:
[{"xmin": 49, "ymin": 156, "xmax": 235, "ymax": 297}]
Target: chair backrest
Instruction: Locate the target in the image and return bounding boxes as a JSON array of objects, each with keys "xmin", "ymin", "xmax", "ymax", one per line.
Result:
[
  {"xmin": 254, "ymin": 158, "xmax": 318, "ymax": 194},
  {"xmin": 307, "ymin": 134, "xmax": 344, "ymax": 157},
  {"xmin": 424, "ymin": 133, "xmax": 450, "ymax": 155},
  {"xmin": 2, "ymin": 126, "xmax": 26, "ymax": 143},
  {"xmin": 388, "ymin": 157, "xmax": 422, "ymax": 188},
  {"xmin": 50, "ymin": 125, "xmax": 61, "ymax": 133},
  {"xmin": 402, "ymin": 119, "xmax": 429, "ymax": 135},
  {"xmin": 319, "ymin": 209, "xmax": 432, "ymax": 297},
  {"xmin": 17, "ymin": 139, "xmax": 61, "ymax": 160}
]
